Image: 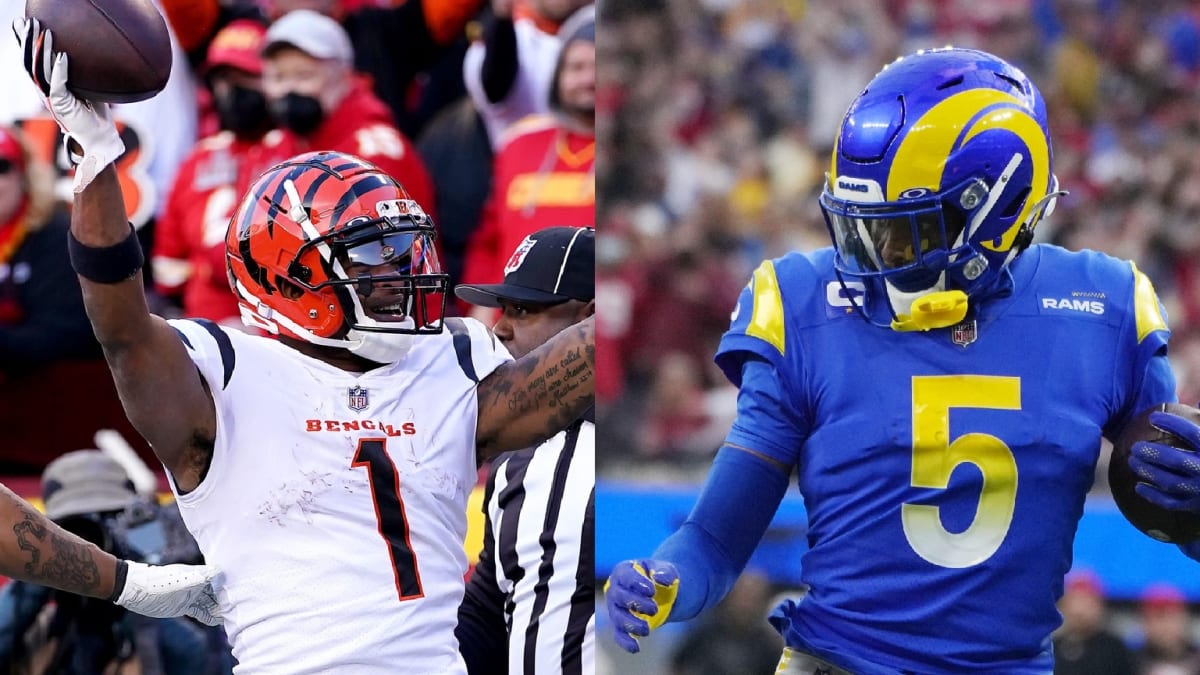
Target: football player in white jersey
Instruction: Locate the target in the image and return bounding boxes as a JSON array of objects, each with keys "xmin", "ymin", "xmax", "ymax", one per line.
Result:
[{"xmin": 16, "ymin": 19, "xmax": 594, "ymax": 674}]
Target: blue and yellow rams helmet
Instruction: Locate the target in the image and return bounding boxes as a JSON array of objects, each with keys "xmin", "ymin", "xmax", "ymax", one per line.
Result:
[{"xmin": 819, "ymin": 47, "xmax": 1061, "ymax": 327}]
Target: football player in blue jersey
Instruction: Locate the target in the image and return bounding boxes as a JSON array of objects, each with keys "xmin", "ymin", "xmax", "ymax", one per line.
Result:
[{"xmin": 605, "ymin": 47, "xmax": 1200, "ymax": 674}]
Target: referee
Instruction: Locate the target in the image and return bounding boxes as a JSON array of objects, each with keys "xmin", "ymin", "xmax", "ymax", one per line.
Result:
[{"xmin": 455, "ymin": 226, "xmax": 595, "ymax": 675}]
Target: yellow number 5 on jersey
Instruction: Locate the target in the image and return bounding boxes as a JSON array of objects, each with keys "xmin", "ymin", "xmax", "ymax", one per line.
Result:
[{"xmin": 902, "ymin": 375, "xmax": 1021, "ymax": 568}]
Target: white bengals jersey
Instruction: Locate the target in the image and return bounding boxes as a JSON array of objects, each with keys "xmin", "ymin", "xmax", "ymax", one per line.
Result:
[{"xmin": 167, "ymin": 317, "xmax": 510, "ymax": 674}]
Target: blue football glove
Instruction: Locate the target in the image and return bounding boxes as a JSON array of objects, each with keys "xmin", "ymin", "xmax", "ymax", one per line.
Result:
[
  {"xmin": 604, "ymin": 559, "xmax": 679, "ymax": 654},
  {"xmin": 1129, "ymin": 410, "xmax": 1200, "ymax": 513}
]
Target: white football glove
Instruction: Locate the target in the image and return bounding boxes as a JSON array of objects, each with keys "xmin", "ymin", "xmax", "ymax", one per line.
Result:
[
  {"xmin": 12, "ymin": 17, "xmax": 125, "ymax": 192},
  {"xmin": 113, "ymin": 560, "xmax": 223, "ymax": 626}
]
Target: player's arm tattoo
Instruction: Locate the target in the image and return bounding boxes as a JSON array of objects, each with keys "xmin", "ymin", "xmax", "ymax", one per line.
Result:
[
  {"xmin": 476, "ymin": 316, "xmax": 594, "ymax": 461},
  {"xmin": 0, "ymin": 486, "xmax": 113, "ymax": 598}
]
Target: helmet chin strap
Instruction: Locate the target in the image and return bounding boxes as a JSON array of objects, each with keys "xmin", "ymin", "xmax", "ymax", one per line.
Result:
[
  {"xmin": 340, "ymin": 282, "xmax": 417, "ymax": 364},
  {"xmin": 346, "ymin": 327, "xmax": 414, "ymax": 364},
  {"xmin": 235, "ymin": 280, "xmax": 417, "ymax": 363}
]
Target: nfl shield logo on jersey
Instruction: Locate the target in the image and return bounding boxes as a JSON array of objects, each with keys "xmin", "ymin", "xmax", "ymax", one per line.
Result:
[
  {"xmin": 347, "ymin": 385, "xmax": 370, "ymax": 411},
  {"xmin": 951, "ymin": 320, "xmax": 977, "ymax": 347}
]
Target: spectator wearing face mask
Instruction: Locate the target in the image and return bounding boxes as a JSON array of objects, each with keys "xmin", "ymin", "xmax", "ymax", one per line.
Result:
[
  {"xmin": 261, "ymin": 9, "xmax": 436, "ymax": 217},
  {"xmin": 151, "ymin": 19, "xmax": 290, "ymax": 325},
  {"xmin": 263, "ymin": 0, "xmax": 487, "ymax": 139}
]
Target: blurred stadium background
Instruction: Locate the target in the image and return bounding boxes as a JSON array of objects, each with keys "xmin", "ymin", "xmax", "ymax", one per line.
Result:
[{"xmin": 594, "ymin": 0, "xmax": 1200, "ymax": 672}]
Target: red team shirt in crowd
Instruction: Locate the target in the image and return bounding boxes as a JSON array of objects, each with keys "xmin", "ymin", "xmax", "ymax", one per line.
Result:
[
  {"xmin": 274, "ymin": 75, "xmax": 436, "ymax": 217},
  {"xmin": 461, "ymin": 115, "xmax": 595, "ymax": 288},
  {"xmin": 154, "ymin": 131, "xmax": 291, "ymax": 323}
]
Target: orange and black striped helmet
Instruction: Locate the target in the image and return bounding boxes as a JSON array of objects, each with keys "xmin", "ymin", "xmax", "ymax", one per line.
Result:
[{"xmin": 226, "ymin": 151, "xmax": 447, "ymax": 346}]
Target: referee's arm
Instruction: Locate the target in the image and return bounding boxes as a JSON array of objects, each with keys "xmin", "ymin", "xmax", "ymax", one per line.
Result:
[{"xmin": 457, "ymin": 474, "xmax": 509, "ymax": 674}]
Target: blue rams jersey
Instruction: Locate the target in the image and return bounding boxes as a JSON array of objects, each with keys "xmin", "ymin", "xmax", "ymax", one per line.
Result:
[{"xmin": 715, "ymin": 244, "xmax": 1176, "ymax": 674}]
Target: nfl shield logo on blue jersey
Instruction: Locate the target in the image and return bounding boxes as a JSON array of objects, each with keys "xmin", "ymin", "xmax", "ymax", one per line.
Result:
[
  {"xmin": 951, "ymin": 320, "xmax": 977, "ymax": 347},
  {"xmin": 348, "ymin": 385, "xmax": 369, "ymax": 411}
]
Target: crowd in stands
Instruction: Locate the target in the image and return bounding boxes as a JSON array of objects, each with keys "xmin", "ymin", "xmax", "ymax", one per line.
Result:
[
  {"xmin": 0, "ymin": 0, "xmax": 596, "ymax": 474},
  {"xmin": 1055, "ymin": 572, "xmax": 1200, "ymax": 675},
  {"xmin": 596, "ymin": 0, "xmax": 1200, "ymax": 478}
]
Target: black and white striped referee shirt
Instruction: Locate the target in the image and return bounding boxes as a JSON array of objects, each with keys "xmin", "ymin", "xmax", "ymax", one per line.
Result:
[{"xmin": 456, "ymin": 411, "xmax": 595, "ymax": 674}]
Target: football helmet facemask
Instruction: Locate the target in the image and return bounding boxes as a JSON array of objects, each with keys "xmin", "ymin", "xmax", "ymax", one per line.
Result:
[
  {"xmin": 820, "ymin": 47, "xmax": 1063, "ymax": 331},
  {"xmin": 226, "ymin": 151, "xmax": 448, "ymax": 362}
]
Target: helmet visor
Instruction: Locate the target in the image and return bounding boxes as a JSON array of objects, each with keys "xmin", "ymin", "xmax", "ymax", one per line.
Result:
[
  {"xmin": 322, "ymin": 222, "xmax": 448, "ymax": 333},
  {"xmin": 827, "ymin": 210, "xmax": 950, "ymax": 272},
  {"xmin": 822, "ymin": 192, "xmax": 970, "ymax": 293},
  {"xmin": 337, "ymin": 230, "xmax": 441, "ymax": 275}
]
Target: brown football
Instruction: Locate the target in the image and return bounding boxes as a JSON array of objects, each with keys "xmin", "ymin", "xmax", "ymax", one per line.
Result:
[
  {"xmin": 1110, "ymin": 402, "xmax": 1200, "ymax": 543},
  {"xmin": 25, "ymin": 0, "xmax": 172, "ymax": 103}
]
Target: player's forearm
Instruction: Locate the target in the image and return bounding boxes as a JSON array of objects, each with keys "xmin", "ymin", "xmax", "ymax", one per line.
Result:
[
  {"xmin": 72, "ymin": 165, "xmax": 154, "ymax": 350},
  {"xmin": 72, "ymin": 164, "xmax": 132, "ymax": 247},
  {"xmin": 654, "ymin": 445, "xmax": 791, "ymax": 621},
  {"xmin": 0, "ymin": 483, "xmax": 117, "ymax": 599},
  {"xmin": 475, "ymin": 315, "xmax": 594, "ymax": 459},
  {"xmin": 651, "ymin": 523, "xmax": 729, "ymax": 621}
]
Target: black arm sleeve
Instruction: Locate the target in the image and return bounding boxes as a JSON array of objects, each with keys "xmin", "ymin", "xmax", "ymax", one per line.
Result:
[
  {"xmin": 456, "ymin": 472, "xmax": 510, "ymax": 674},
  {"xmin": 480, "ymin": 16, "xmax": 519, "ymax": 104}
]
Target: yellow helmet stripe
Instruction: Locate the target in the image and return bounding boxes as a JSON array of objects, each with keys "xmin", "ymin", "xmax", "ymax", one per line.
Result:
[
  {"xmin": 960, "ymin": 110, "xmax": 1050, "ymax": 251},
  {"xmin": 887, "ymin": 89, "xmax": 1050, "ymax": 250},
  {"xmin": 888, "ymin": 89, "xmax": 1027, "ymax": 197},
  {"xmin": 828, "ymin": 133, "xmax": 840, "ymax": 190}
]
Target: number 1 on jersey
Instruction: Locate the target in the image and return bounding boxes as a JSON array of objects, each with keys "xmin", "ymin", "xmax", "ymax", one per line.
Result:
[{"xmin": 352, "ymin": 439, "xmax": 424, "ymax": 601}]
